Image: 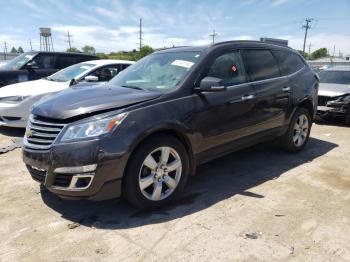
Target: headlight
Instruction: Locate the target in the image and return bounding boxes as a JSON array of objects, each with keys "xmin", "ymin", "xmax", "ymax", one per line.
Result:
[
  {"xmin": 335, "ymin": 95, "xmax": 350, "ymax": 102},
  {"xmin": 60, "ymin": 112, "xmax": 128, "ymax": 142},
  {"xmin": 0, "ymin": 96, "xmax": 29, "ymax": 103}
]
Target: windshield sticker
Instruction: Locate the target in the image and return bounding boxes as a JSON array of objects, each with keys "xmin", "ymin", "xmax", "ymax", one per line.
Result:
[
  {"xmin": 171, "ymin": 60, "xmax": 194, "ymax": 69},
  {"xmin": 25, "ymin": 55, "xmax": 34, "ymax": 59}
]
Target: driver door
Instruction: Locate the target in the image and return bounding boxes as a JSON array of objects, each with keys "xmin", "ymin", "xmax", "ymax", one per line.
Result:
[
  {"xmin": 190, "ymin": 50, "xmax": 257, "ymax": 155},
  {"xmin": 27, "ymin": 53, "xmax": 57, "ymax": 80}
]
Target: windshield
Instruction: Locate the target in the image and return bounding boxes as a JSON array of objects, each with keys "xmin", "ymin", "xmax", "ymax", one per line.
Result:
[
  {"xmin": 111, "ymin": 51, "xmax": 201, "ymax": 92},
  {"xmin": 0, "ymin": 53, "xmax": 36, "ymax": 70},
  {"xmin": 319, "ymin": 70, "xmax": 350, "ymax": 85},
  {"xmin": 48, "ymin": 63, "xmax": 95, "ymax": 82}
]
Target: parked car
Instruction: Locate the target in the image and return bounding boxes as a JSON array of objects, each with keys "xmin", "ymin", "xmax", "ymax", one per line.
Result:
[
  {"xmin": 0, "ymin": 59, "xmax": 134, "ymax": 127},
  {"xmin": 317, "ymin": 67, "xmax": 350, "ymax": 123},
  {"xmin": 23, "ymin": 41, "xmax": 318, "ymax": 210},
  {"xmin": 0, "ymin": 51, "xmax": 99, "ymax": 87}
]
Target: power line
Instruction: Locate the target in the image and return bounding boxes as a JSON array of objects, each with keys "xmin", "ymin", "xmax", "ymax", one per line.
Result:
[
  {"xmin": 209, "ymin": 29, "xmax": 218, "ymax": 45},
  {"xmin": 65, "ymin": 31, "xmax": 73, "ymax": 49},
  {"xmin": 302, "ymin": 18, "xmax": 313, "ymax": 56}
]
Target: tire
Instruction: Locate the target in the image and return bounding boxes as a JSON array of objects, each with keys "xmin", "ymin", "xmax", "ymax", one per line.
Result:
[
  {"xmin": 123, "ymin": 134, "xmax": 190, "ymax": 210},
  {"xmin": 280, "ymin": 108, "xmax": 312, "ymax": 153}
]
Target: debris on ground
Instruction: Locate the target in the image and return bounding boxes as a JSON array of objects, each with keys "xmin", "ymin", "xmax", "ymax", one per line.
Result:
[{"xmin": 67, "ymin": 222, "xmax": 80, "ymax": 229}]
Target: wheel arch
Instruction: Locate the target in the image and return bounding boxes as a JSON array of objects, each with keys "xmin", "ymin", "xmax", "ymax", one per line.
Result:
[
  {"xmin": 298, "ymin": 97, "xmax": 314, "ymax": 119},
  {"xmin": 126, "ymin": 125, "xmax": 197, "ymax": 177}
]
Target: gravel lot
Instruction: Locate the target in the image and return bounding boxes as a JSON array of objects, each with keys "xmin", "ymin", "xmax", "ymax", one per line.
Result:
[{"xmin": 0, "ymin": 122, "xmax": 349, "ymax": 262}]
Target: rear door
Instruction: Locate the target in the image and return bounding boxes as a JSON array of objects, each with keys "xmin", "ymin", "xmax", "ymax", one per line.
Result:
[
  {"xmin": 272, "ymin": 50, "xmax": 306, "ymax": 121},
  {"xmin": 56, "ymin": 54, "xmax": 78, "ymax": 70},
  {"xmin": 242, "ymin": 49, "xmax": 289, "ymax": 132}
]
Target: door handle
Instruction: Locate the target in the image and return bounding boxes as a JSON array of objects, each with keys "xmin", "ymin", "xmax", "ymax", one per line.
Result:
[
  {"xmin": 241, "ymin": 94, "xmax": 255, "ymax": 101},
  {"xmin": 282, "ymin": 86, "xmax": 291, "ymax": 92}
]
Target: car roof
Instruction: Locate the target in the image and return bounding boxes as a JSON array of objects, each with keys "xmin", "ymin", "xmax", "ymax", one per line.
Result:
[
  {"xmin": 80, "ymin": 59, "xmax": 135, "ymax": 66},
  {"xmin": 154, "ymin": 40, "xmax": 296, "ymax": 54},
  {"xmin": 22, "ymin": 51, "xmax": 98, "ymax": 57},
  {"xmin": 324, "ymin": 66, "xmax": 350, "ymax": 72}
]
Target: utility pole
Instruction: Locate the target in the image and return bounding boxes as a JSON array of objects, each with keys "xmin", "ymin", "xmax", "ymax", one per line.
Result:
[
  {"xmin": 65, "ymin": 31, "xmax": 73, "ymax": 49},
  {"xmin": 3, "ymin": 41, "xmax": 8, "ymax": 60},
  {"xmin": 302, "ymin": 18, "xmax": 313, "ymax": 57},
  {"xmin": 29, "ymin": 39, "xmax": 33, "ymax": 51},
  {"xmin": 138, "ymin": 18, "xmax": 143, "ymax": 51},
  {"xmin": 209, "ymin": 29, "xmax": 218, "ymax": 45},
  {"xmin": 308, "ymin": 42, "xmax": 312, "ymax": 56}
]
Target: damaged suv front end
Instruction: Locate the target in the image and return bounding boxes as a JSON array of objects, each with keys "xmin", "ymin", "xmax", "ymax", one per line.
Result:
[{"xmin": 317, "ymin": 68, "xmax": 350, "ymax": 123}]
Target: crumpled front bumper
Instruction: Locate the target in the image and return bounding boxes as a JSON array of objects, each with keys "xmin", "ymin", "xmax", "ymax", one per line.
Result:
[{"xmin": 317, "ymin": 100, "xmax": 349, "ymax": 119}]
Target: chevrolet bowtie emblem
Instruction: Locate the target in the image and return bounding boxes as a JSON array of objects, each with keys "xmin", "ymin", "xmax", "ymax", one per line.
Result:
[{"xmin": 25, "ymin": 129, "xmax": 33, "ymax": 137}]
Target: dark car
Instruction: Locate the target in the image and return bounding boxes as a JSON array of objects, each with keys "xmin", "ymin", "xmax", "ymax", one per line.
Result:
[
  {"xmin": 316, "ymin": 67, "xmax": 350, "ymax": 123},
  {"xmin": 22, "ymin": 41, "xmax": 318, "ymax": 210},
  {"xmin": 0, "ymin": 51, "xmax": 98, "ymax": 87}
]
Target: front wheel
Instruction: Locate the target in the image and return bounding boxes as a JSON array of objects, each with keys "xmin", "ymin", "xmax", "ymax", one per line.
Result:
[
  {"xmin": 280, "ymin": 108, "xmax": 312, "ymax": 153},
  {"xmin": 123, "ymin": 135, "xmax": 189, "ymax": 210}
]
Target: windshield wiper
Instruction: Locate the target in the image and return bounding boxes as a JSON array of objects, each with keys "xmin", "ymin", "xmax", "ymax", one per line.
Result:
[{"xmin": 121, "ymin": 85, "xmax": 146, "ymax": 91}]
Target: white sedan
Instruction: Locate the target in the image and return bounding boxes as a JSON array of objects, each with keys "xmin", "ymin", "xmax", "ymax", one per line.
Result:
[{"xmin": 0, "ymin": 59, "xmax": 134, "ymax": 128}]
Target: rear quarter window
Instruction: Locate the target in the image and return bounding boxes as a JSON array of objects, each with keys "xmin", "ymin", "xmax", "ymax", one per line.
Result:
[
  {"xmin": 272, "ymin": 50, "xmax": 305, "ymax": 76},
  {"xmin": 243, "ymin": 49, "xmax": 280, "ymax": 81}
]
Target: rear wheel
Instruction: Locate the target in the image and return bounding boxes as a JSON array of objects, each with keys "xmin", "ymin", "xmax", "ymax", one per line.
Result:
[
  {"xmin": 280, "ymin": 108, "xmax": 312, "ymax": 152},
  {"xmin": 123, "ymin": 134, "xmax": 189, "ymax": 210}
]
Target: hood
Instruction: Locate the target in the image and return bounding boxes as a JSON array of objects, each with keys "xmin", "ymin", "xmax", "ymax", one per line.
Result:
[
  {"xmin": 32, "ymin": 84, "xmax": 162, "ymax": 119},
  {"xmin": 319, "ymin": 83, "xmax": 350, "ymax": 97},
  {"xmin": 0, "ymin": 79, "xmax": 70, "ymax": 97}
]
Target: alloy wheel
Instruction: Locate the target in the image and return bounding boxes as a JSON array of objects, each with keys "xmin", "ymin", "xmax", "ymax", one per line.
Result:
[
  {"xmin": 138, "ymin": 146, "xmax": 182, "ymax": 201},
  {"xmin": 293, "ymin": 114, "xmax": 309, "ymax": 147}
]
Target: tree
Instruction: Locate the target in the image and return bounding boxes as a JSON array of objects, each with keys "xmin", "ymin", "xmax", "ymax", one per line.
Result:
[
  {"xmin": 82, "ymin": 45, "xmax": 96, "ymax": 55},
  {"xmin": 66, "ymin": 47, "xmax": 80, "ymax": 53},
  {"xmin": 10, "ymin": 47, "xmax": 17, "ymax": 53},
  {"xmin": 17, "ymin": 46, "xmax": 24, "ymax": 53},
  {"xmin": 139, "ymin": 45, "xmax": 154, "ymax": 58},
  {"xmin": 310, "ymin": 48, "xmax": 328, "ymax": 60}
]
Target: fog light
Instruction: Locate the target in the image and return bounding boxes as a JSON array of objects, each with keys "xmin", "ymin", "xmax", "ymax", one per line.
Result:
[
  {"xmin": 67, "ymin": 173, "xmax": 94, "ymax": 190},
  {"xmin": 54, "ymin": 164, "xmax": 97, "ymax": 174}
]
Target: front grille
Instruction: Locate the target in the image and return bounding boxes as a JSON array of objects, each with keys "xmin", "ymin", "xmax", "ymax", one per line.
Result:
[
  {"xmin": 318, "ymin": 96, "xmax": 333, "ymax": 106},
  {"xmin": 53, "ymin": 173, "xmax": 72, "ymax": 187},
  {"xmin": 27, "ymin": 165, "xmax": 46, "ymax": 183},
  {"xmin": 24, "ymin": 115, "xmax": 66, "ymax": 150}
]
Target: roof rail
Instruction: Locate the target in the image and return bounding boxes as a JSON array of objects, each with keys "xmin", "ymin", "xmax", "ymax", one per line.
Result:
[
  {"xmin": 156, "ymin": 46, "xmax": 191, "ymax": 51},
  {"xmin": 213, "ymin": 40, "xmax": 293, "ymax": 49}
]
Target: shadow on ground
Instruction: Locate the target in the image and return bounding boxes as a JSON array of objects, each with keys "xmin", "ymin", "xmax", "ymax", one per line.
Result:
[
  {"xmin": 0, "ymin": 126, "xmax": 25, "ymax": 137},
  {"xmin": 40, "ymin": 137, "xmax": 337, "ymax": 229}
]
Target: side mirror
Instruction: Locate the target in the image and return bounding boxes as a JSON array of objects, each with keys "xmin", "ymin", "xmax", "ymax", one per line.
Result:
[
  {"xmin": 25, "ymin": 61, "xmax": 39, "ymax": 70},
  {"xmin": 84, "ymin": 75, "xmax": 99, "ymax": 82},
  {"xmin": 195, "ymin": 77, "xmax": 226, "ymax": 92}
]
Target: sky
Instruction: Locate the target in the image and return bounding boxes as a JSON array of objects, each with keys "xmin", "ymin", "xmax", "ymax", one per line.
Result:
[{"xmin": 1, "ymin": 0, "xmax": 350, "ymax": 55}]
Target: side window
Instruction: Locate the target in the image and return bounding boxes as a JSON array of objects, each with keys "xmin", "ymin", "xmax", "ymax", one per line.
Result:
[
  {"xmin": 243, "ymin": 50, "xmax": 280, "ymax": 81},
  {"xmin": 272, "ymin": 50, "xmax": 305, "ymax": 76},
  {"xmin": 31, "ymin": 54, "xmax": 57, "ymax": 69},
  {"xmin": 122, "ymin": 64, "xmax": 131, "ymax": 70},
  {"xmin": 88, "ymin": 65, "xmax": 120, "ymax": 82},
  {"xmin": 206, "ymin": 51, "xmax": 246, "ymax": 85},
  {"xmin": 56, "ymin": 55, "xmax": 77, "ymax": 69}
]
